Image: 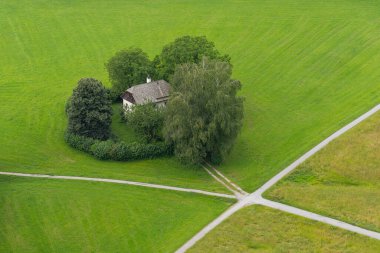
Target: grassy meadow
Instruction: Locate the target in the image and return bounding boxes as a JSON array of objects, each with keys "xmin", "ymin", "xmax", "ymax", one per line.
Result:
[
  {"xmin": 0, "ymin": 175, "xmax": 232, "ymax": 252},
  {"xmin": 188, "ymin": 205, "xmax": 380, "ymax": 253},
  {"xmin": 2, "ymin": 1, "xmax": 380, "ymax": 252},
  {"xmin": 266, "ymin": 111, "xmax": 380, "ymax": 232},
  {"xmin": 1, "ymin": 1, "xmax": 380, "ymax": 192}
]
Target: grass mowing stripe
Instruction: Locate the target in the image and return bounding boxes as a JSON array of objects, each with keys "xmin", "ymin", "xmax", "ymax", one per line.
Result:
[
  {"xmin": 0, "ymin": 175, "xmax": 232, "ymax": 253},
  {"xmin": 1, "ymin": 0, "xmax": 380, "ymax": 192}
]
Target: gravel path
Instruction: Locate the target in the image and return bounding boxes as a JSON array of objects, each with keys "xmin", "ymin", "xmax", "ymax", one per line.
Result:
[
  {"xmin": 254, "ymin": 197, "xmax": 380, "ymax": 240},
  {"xmin": 0, "ymin": 171, "xmax": 236, "ymax": 199}
]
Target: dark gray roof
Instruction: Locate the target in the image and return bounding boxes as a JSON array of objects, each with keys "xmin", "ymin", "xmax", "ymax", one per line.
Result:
[{"xmin": 124, "ymin": 80, "xmax": 170, "ymax": 105}]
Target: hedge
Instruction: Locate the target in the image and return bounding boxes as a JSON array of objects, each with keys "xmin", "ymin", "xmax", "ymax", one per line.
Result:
[
  {"xmin": 64, "ymin": 132, "xmax": 96, "ymax": 152},
  {"xmin": 65, "ymin": 132, "xmax": 172, "ymax": 161}
]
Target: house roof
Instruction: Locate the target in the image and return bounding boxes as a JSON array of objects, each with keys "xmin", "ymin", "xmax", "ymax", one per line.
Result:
[{"xmin": 122, "ymin": 80, "xmax": 170, "ymax": 105}]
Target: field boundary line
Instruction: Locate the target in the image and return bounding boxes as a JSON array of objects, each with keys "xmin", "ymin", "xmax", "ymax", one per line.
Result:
[
  {"xmin": 0, "ymin": 171, "xmax": 237, "ymax": 200},
  {"xmin": 176, "ymin": 104, "xmax": 380, "ymax": 252}
]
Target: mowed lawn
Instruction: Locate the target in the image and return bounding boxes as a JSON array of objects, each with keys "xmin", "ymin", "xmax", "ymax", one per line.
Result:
[
  {"xmin": 189, "ymin": 205, "xmax": 380, "ymax": 253},
  {"xmin": 266, "ymin": 111, "xmax": 380, "ymax": 232},
  {"xmin": 1, "ymin": 0, "xmax": 380, "ymax": 192},
  {"xmin": 111, "ymin": 104, "xmax": 140, "ymax": 144},
  {"xmin": 0, "ymin": 175, "xmax": 232, "ymax": 253}
]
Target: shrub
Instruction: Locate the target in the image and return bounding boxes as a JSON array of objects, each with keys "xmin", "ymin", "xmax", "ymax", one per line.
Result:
[
  {"xmin": 65, "ymin": 133, "xmax": 172, "ymax": 161},
  {"xmin": 90, "ymin": 140, "xmax": 114, "ymax": 160},
  {"xmin": 107, "ymin": 88, "xmax": 122, "ymax": 103},
  {"xmin": 109, "ymin": 141, "xmax": 131, "ymax": 160},
  {"xmin": 127, "ymin": 142, "xmax": 171, "ymax": 160},
  {"xmin": 125, "ymin": 103, "xmax": 165, "ymax": 143},
  {"xmin": 119, "ymin": 104, "xmax": 127, "ymax": 123},
  {"xmin": 64, "ymin": 132, "xmax": 96, "ymax": 152}
]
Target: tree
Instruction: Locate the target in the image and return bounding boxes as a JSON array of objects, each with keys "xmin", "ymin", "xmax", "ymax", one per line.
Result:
[
  {"xmin": 66, "ymin": 78, "xmax": 112, "ymax": 140},
  {"xmin": 153, "ymin": 36, "xmax": 230, "ymax": 81},
  {"xmin": 163, "ymin": 58, "xmax": 244, "ymax": 165},
  {"xmin": 126, "ymin": 103, "xmax": 165, "ymax": 143},
  {"xmin": 106, "ymin": 48, "xmax": 152, "ymax": 96}
]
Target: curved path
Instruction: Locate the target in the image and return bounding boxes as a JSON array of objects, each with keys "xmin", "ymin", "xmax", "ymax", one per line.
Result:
[
  {"xmin": 0, "ymin": 171, "xmax": 236, "ymax": 200},
  {"xmin": 176, "ymin": 104, "xmax": 380, "ymax": 253}
]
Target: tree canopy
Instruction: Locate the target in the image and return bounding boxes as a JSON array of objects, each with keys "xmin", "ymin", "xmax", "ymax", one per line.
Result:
[
  {"xmin": 163, "ymin": 58, "xmax": 244, "ymax": 164},
  {"xmin": 153, "ymin": 36, "xmax": 230, "ymax": 81},
  {"xmin": 126, "ymin": 103, "xmax": 165, "ymax": 143},
  {"xmin": 66, "ymin": 78, "xmax": 112, "ymax": 140},
  {"xmin": 106, "ymin": 48, "xmax": 152, "ymax": 96}
]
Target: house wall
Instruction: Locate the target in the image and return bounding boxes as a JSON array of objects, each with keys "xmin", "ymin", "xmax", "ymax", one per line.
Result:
[
  {"xmin": 156, "ymin": 101, "xmax": 167, "ymax": 108},
  {"xmin": 123, "ymin": 99, "xmax": 134, "ymax": 111},
  {"xmin": 123, "ymin": 99, "xmax": 168, "ymax": 111}
]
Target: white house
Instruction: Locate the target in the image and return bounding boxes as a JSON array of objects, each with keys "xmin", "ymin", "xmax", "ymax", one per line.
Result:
[{"xmin": 121, "ymin": 77, "xmax": 170, "ymax": 111}]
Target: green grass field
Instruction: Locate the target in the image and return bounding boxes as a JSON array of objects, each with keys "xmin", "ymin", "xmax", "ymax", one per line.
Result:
[
  {"xmin": 265, "ymin": 111, "xmax": 380, "ymax": 232},
  {"xmin": 1, "ymin": 0, "xmax": 380, "ymax": 193},
  {"xmin": 188, "ymin": 205, "xmax": 380, "ymax": 253},
  {"xmin": 0, "ymin": 175, "xmax": 232, "ymax": 252},
  {"xmin": 2, "ymin": 0, "xmax": 380, "ymax": 252}
]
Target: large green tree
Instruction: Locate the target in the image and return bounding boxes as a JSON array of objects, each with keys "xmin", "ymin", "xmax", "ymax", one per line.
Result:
[
  {"xmin": 164, "ymin": 58, "xmax": 244, "ymax": 165},
  {"xmin": 66, "ymin": 78, "xmax": 112, "ymax": 140},
  {"xmin": 106, "ymin": 48, "xmax": 152, "ymax": 96},
  {"xmin": 126, "ymin": 103, "xmax": 165, "ymax": 143},
  {"xmin": 153, "ymin": 36, "xmax": 230, "ymax": 81}
]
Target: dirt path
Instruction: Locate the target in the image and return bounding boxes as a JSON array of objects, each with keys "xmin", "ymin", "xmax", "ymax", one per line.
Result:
[{"xmin": 202, "ymin": 163, "xmax": 248, "ymax": 200}]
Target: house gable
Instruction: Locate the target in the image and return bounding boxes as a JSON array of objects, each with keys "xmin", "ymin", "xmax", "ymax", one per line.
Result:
[{"xmin": 121, "ymin": 80, "xmax": 170, "ymax": 109}]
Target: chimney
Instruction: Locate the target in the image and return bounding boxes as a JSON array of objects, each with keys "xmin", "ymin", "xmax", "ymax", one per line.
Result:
[{"xmin": 146, "ymin": 76, "xmax": 151, "ymax": 83}]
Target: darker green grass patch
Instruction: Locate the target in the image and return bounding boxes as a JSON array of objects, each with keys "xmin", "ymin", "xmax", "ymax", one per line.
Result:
[
  {"xmin": 283, "ymin": 166, "xmax": 319, "ymax": 184},
  {"xmin": 266, "ymin": 111, "xmax": 380, "ymax": 232},
  {"xmin": 189, "ymin": 205, "xmax": 380, "ymax": 252}
]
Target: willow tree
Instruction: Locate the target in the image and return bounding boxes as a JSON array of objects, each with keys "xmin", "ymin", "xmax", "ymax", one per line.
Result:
[{"xmin": 164, "ymin": 58, "xmax": 244, "ymax": 164}]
